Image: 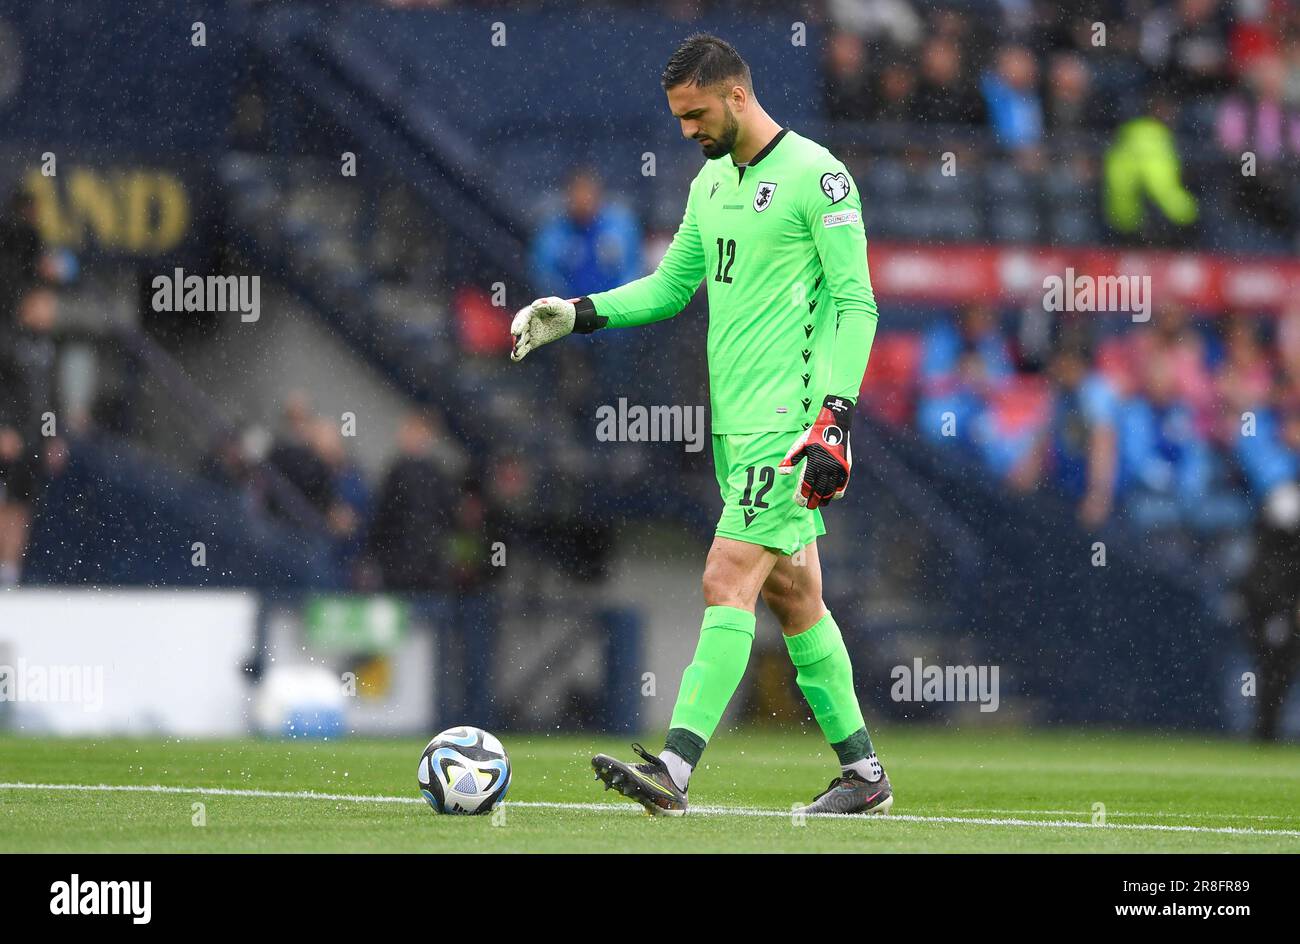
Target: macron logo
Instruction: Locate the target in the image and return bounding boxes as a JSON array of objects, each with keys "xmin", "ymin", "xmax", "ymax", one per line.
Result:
[{"xmin": 50, "ymin": 874, "xmax": 152, "ymax": 925}]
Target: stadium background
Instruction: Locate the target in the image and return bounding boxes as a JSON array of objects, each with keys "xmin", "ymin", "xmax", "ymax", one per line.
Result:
[{"xmin": 2, "ymin": 0, "xmax": 1299, "ymax": 745}]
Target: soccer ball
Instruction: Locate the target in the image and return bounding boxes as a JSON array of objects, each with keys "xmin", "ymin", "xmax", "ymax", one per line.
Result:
[{"xmin": 416, "ymin": 726, "xmax": 511, "ymax": 815}]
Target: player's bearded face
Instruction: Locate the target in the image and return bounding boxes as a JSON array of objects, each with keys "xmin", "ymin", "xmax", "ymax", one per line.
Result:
[{"xmin": 697, "ymin": 105, "xmax": 740, "ymax": 159}]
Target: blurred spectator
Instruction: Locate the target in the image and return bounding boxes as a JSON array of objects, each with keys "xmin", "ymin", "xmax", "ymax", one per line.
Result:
[
  {"xmin": 443, "ymin": 477, "xmax": 503, "ymax": 729},
  {"xmin": 805, "ymin": 0, "xmax": 1299, "ymax": 250},
  {"xmin": 1105, "ymin": 306, "xmax": 1216, "ymax": 433},
  {"xmin": 368, "ymin": 410, "xmax": 460, "ymax": 592},
  {"xmin": 1276, "ymin": 303, "xmax": 1300, "ymax": 408},
  {"xmin": 0, "ymin": 420, "xmax": 32, "ymax": 587},
  {"xmin": 310, "ymin": 417, "xmax": 371, "ymax": 582},
  {"xmin": 1239, "ymin": 494, "xmax": 1300, "ymax": 741},
  {"xmin": 446, "ymin": 479, "xmax": 499, "ymax": 593},
  {"xmin": 1236, "ymin": 401, "xmax": 1300, "ymax": 740},
  {"xmin": 921, "ymin": 302, "xmax": 1013, "ymax": 387},
  {"xmin": 0, "ymin": 288, "xmax": 59, "ymax": 586},
  {"xmin": 1234, "ymin": 403, "xmax": 1299, "ymax": 500},
  {"xmin": 828, "ymin": 0, "xmax": 924, "ymax": 47},
  {"xmin": 823, "ymin": 31, "xmax": 875, "ymax": 121},
  {"xmin": 1227, "ymin": 0, "xmax": 1282, "ymax": 75},
  {"xmin": 484, "ymin": 449, "xmax": 538, "ymax": 541},
  {"xmin": 1215, "ymin": 315, "xmax": 1274, "ymax": 425},
  {"xmin": 267, "ymin": 393, "xmax": 335, "ymax": 518},
  {"xmin": 917, "ymin": 303, "xmax": 1013, "ymax": 447},
  {"xmin": 0, "ymin": 189, "xmax": 45, "ymax": 330},
  {"xmin": 530, "ymin": 168, "xmax": 641, "ymax": 298},
  {"xmin": 1044, "ymin": 337, "xmax": 1122, "ymax": 528},
  {"xmin": 930, "ymin": 6, "xmax": 984, "ymax": 57},
  {"xmin": 530, "ymin": 168, "xmax": 643, "ymax": 402},
  {"xmin": 1235, "ymin": 309, "xmax": 1300, "ymax": 503},
  {"xmin": 897, "ymin": 297, "xmax": 1295, "ymax": 546},
  {"xmin": 200, "ymin": 427, "xmax": 270, "ymax": 519},
  {"xmin": 1217, "ymin": 53, "xmax": 1300, "ymax": 234},
  {"xmin": 1045, "ymin": 52, "xmax": 1108, "ymax": 134},
  {"xmin": 871, "ymin": 59, "xmax": 917, "ymax": 122},
  {"xmin": 1140, "ymin": 0, "xmax": 1231, "ymax": 99},
  {"xmin": 911, "ymin": 36, "xmax": 985, "ymax": 125},
  {"xmin": 972, "ymin": 376, "xmax": 1052, "ymax": 491},
  {"xmin": 1118, "ymin": 345, "xmax": 1241, "ymax": 532},
  {"xmin": 1285, "ymin": 29, "xmax": 1300, "ymax": 105},
  {"xmin": 1103, "ymin": 93, "xmax": 1200, "ymax": 242},
  {"xmin": 1236, "ymin": 300, "xmax": 1300, "ymax": 729},
  {"xmin": 981, "ymin": 44, "xmax": 1044, "ymax": 155},
  {"xmin": 1087, "ymin": 19, "xmax": 1152, "ymax": 124}
]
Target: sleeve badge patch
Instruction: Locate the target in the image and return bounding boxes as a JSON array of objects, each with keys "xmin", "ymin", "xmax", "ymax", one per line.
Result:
[
  {"xmin": 820, "ymin": 171, "xmax": 851, "ymax": 204},
  {"xmin": 822, "ymin": 209, "xmax": 860, "ymax": 228}
]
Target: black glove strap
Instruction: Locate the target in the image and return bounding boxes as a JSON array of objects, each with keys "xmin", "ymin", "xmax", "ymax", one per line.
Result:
[
  {"xmin": 572, "ymin": 297, "xmax": 608, "ymax": 334},
  {"xmin": 822, "ymin": 395, "xmax": 855, "ymax": 420}
]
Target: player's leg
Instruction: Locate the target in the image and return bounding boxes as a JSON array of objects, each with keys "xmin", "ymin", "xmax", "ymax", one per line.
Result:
[
  {"xmin": 662, "ymin": 535, "xmax": 777, "ymax": 762},
  {"xmin": 762, "ymin": 540, "xmax": 892, "ymax": 814},
  {"xmin": 592, "ymin": 535, "xmax": 777, "ymax": 815}
]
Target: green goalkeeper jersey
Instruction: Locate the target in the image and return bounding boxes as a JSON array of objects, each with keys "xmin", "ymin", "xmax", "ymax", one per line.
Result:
[{"xmin": 583, "ymin": 128, "xmax": 878, "ymax": 434}]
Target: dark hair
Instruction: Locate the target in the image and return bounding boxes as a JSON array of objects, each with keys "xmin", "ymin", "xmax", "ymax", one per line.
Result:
[{"xmin": 661, "ymin": 33, "xmax": 751, "ymax": 93}]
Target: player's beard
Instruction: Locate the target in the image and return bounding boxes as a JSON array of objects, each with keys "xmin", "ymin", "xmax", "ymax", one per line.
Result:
[{"xmin": 698, "ymin": 108, "xmax": 740, "ymax": 160}]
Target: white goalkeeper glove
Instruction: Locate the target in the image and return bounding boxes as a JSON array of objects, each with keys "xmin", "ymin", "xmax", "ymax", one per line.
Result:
[{"xmin": 510, "ymin": 296, "xmax": 577, "ymax": 362}]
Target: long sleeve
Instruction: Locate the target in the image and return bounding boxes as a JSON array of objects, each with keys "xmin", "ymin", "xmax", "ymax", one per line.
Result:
[{"xmin": 804, "ymin": 164, "xmax": 879, "ymax": 402}]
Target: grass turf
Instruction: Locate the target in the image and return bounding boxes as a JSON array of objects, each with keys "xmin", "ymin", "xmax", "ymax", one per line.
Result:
[{"xmin": 1, "ymin": 727, "xmax": 1298, "ymax": 852}]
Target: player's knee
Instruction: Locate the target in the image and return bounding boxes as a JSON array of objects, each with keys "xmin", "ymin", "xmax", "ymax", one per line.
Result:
[
  {"xmin": 702, "ymin": 563, "xmax": 747, "ymax": 609},
  {"xmin": 760, "ymin": 582, "xmax": 795, "ymax": 625},
  {"xmin": 765, "ymin": 584, "xmax": 825, "ymax": 635}
]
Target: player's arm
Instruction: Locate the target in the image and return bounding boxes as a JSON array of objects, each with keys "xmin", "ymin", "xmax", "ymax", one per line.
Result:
[
  {"xmin": 511, "ymin": 179, "xmax": 705, "ymax": 361},
  {"xmin": 779, "ymin": 163, "xmax": 879, "ymax": 508},
  {"xmin": 811, "ymin": 164, "xmax": 878, "ymax": 403}
]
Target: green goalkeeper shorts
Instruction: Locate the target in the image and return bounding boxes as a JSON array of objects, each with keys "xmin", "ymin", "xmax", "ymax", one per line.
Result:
[{"xmin": 712, "ymin": 431, "xmax": 825, "ymax": 556}]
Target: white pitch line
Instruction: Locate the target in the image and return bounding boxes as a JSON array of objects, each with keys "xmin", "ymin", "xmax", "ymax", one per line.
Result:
[
  {"xmin": 0, "ymin": 782, "xmax": 422, "ymax": 805},
  {"xmin": 2, "ymin": 782, "xmax": 1298, "ymax": 838},
  {"xmin": 951, "ymin": 807, "xmax": 1291, "ymax": 821}
]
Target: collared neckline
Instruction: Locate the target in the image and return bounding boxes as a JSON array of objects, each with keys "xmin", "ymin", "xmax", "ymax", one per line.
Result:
[{"xmin": 734, "ymin": 127, "xmax": 788, "ymax": 182}]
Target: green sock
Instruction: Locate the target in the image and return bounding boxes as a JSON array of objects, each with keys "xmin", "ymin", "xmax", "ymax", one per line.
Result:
[
  {"xmin": 784, "ymin": 612, "xmax": 873, "ymax": 760},
  {"xmin": 829, "ymin": 727, "xmax": 875, "ymax": 767},
  {"xmin": 666, "ymin": 605, "xmax": 756, "ymax": 764},
  {"xmin": 663, "ymin": 728, "xmax": 707, "ymax": 767}
]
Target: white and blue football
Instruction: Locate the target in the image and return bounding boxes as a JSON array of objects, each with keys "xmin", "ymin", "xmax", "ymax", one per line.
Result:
[{"xmin": 417, "ymin": 726, "xmax": 511, "ymax": 815}]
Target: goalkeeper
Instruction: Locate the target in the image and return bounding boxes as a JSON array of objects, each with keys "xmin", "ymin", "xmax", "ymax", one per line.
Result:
[{"xmin": 511, "ymin": 34, "xmax": 887, "ymax": 816}]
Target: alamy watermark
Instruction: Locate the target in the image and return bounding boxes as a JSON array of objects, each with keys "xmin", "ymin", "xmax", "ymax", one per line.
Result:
[
  {"xmin": 0, "ymin": 658, "xmax": 104, "ymax": 712},
  {"xmin": 50, "ymin": 874, "xmax": 151, "ymax": 925},
  {"xmin": 151, "ymin": 268, "xmax": 260, "ymax": 322},
  {"xmin": 890, "ymin": 658, "xmax": 1000, "ymax": 712},
  {"xmin": 595, "ymin": 398, "xmax": 706, "ymax": 453},
  {"xmin": 1042, "ymin": 268, "xmax": 1150, "ymax": 322}
]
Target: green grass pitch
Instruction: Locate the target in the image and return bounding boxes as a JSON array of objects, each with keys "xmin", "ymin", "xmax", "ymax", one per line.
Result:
[{"xmin": 2, "ymin": 727, "xmax": 1298, "ymax": 852}]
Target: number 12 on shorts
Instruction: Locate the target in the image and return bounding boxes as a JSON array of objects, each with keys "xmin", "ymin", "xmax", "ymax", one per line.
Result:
[{"xmin": 739, "ymin": 465, "xmax": 774, "ymax": 508}]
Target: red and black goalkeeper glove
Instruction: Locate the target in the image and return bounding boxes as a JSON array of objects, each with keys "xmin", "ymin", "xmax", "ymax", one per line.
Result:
[{"xmin": 778, "ymin": 395, "xmax": 853, "ymax": 509}]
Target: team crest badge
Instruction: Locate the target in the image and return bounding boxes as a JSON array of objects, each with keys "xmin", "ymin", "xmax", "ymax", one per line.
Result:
[{"xmin": 753, "ymin": 181, "xmax": 778, "ymax": 212}]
